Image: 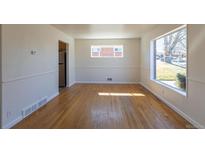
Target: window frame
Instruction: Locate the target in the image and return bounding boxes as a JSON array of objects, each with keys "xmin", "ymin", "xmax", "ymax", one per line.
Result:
[
  {"xmin": 150, "ymin": 25, "xmax": 188, "ymax": 96},
  {"xmin": 91, "ymin": 45, "xmax": 124, "ymax": 58}
]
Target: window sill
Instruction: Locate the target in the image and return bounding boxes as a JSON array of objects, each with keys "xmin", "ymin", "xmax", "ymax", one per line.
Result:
[{"xmin": 151, "ymin": 79, "xmax": 187, "ymax": 97}]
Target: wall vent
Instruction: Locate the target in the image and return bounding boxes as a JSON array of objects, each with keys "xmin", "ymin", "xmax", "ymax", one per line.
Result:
[{"xmin": 21, "ymin": 97, "xmax": 48, "ymax": 118}]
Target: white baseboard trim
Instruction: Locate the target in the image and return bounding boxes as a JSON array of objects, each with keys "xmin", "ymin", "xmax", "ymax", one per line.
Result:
[
  {"xmin": 47, "ymin": 92, "xmax": 59, "ymax": 102},
  {"xmin": 75, "ymin": 81, "xmax": 139, "ymax": 84},
  {"xmin": 2, "ymin": 92, "xmax": 59, "ymax": 129},
  {"xmin": 68, "ymin": 81, "xmax": 76, "ymax": 87},
  {"xmin": 139, "ymin": 82, "xmax": 204, "ymax": 129},
  {"xmin": 3, "ymin": 116, "xmax": 23, "ymax": 129}
]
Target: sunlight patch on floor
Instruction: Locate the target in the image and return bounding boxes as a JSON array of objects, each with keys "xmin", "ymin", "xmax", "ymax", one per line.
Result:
[{"xmin": 98, "ymin": 92, "xmax": 145, "ymax": 97}]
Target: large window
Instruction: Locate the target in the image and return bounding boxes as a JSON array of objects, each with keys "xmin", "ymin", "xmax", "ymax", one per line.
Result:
[
  {"xmin": 152, "ymin": 26, "xmax": 187, "ymax": 92},
  {"xmin": 91, "ymin": 45, "xmax": 123, "ymax": 58}
]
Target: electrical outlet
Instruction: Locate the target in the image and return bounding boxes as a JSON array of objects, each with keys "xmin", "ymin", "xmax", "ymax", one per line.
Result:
[
  {"xmin": 107, "ymin": 77, "xmax": 112, "ymax": 81},
  {"xmin": 31, "ymin": 50, "xmax": 37, "ymax": 55}
]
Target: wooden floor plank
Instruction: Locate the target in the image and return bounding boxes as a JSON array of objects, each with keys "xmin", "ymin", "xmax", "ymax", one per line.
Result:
[{"xmin": 13, "ymin": 84, "xmax": 194, "ymax": 129}]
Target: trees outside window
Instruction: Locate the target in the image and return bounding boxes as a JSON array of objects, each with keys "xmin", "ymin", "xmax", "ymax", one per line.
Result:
[{"xmin": 153, "ymin": 27, "xmax": 187, "ymax": 91}]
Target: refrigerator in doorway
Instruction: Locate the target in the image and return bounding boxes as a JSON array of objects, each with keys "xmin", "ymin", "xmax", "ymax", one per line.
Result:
[{"xmin": 59, "ymin": 51, "xmax": 66, "ymax": 87}]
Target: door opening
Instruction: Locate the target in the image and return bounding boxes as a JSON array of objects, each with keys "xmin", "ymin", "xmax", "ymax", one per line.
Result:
[{"xmin": 58, "ymin": 41, "xmax": 68, "ymax": 90}]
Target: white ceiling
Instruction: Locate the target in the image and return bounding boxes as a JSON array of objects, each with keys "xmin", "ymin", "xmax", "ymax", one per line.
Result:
[{"xmin": 52, "ymin": 24, "xmax": 157, "ymax": 39}]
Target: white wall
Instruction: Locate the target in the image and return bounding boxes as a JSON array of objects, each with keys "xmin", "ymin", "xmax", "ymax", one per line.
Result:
[
  {"xmin": 0, "ymin": 25, "xmax": 2, "ymax": 128},
  {"xmin": 140, "ymin": 24, "xmax": 205, "ymax": 128},
  {"xmin": 75, "ymin": 39, "xmax": 140, "ymax": 83},
  {"xmin": 1, "ymin": 24, "xmax": 75, "ymax": 128},
  {"xmin": 2, "ymin": 24, "xmax": 204, "ymax": 129}
]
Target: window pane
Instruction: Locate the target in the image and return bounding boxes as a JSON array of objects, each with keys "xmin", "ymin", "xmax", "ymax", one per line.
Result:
[
  {"xmin": 91, "ymin": 52, "xmax": 100, "ymax": 57},
  {"xmin": 91, "ymin": 45, "xmax": 123, "ymax": 58},
  {"xmin": 154, "ymin": 27, "xmax": 187, "ymax": 91},
  {"xmin": 100, "ymin": 47, "xmax": 114, "ymax": 57},
  {"xmin": 114, "ymin": 52, "xmax": 123, "ymax": 57}
]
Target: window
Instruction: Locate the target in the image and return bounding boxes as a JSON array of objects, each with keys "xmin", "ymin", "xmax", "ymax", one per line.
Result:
[
  {"xmin": 91, "ymin": 45, "xmax": 123, "ymax": 58},
  {"xmin": 152, "ymin": 26, "xmax": 187, "ymax": 92}
]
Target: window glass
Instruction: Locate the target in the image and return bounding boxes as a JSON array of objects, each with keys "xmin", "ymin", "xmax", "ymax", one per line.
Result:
[{"xmin": 153, "ymin": 27, "xmax": 187, "ymax": 91}]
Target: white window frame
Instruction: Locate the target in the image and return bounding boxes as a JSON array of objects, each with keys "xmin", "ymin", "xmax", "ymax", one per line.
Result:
[
  {"xmin": 91, "ymin": 45, "xmax": 124, "ymax": 58},
  {"xmin": 150, "ymin": 25, "xmax": 188, "ymax": 96}
]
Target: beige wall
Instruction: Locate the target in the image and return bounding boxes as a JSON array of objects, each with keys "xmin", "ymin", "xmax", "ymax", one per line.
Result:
[
  {"xmin": 140, "ymin": 24, "xmax": 205, "ymax": 128},
  {"xmin": 1, "ymin": 25, "xmax": 75, "ymax": 128},
  {"xmin": 75, "ymin": 39, "xmax": 140, "ymax": 83}
]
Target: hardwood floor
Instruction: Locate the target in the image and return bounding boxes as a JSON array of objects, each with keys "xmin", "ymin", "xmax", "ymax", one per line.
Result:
[{"xmin": 13, "ymin": 84, "xmax": 194, "ymax": 129}]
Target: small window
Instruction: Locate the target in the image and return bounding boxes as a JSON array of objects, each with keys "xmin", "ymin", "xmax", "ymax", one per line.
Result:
[
  {"xmin": 91, "ymin": 45, "xmax": 123, "ymax": 58},
  {"xmin": 152, "ymin": 26, "xmax": 187, "ymax": 92}
]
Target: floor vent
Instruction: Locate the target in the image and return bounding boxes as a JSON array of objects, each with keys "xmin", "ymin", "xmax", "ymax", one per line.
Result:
[{"xmin": 22, "ymin": 97, "xmax": 48, "ymax": 118}]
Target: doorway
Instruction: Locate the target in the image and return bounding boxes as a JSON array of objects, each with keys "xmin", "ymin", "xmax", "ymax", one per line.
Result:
[{"xmin": 58, "ymin": 41, "xmax": 68, "ymax": 90}]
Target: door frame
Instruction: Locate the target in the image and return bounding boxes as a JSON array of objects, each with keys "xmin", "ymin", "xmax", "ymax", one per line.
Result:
[{"xmin": 58, "ymin": 40, "xmax": 69, "ymax": 88}]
